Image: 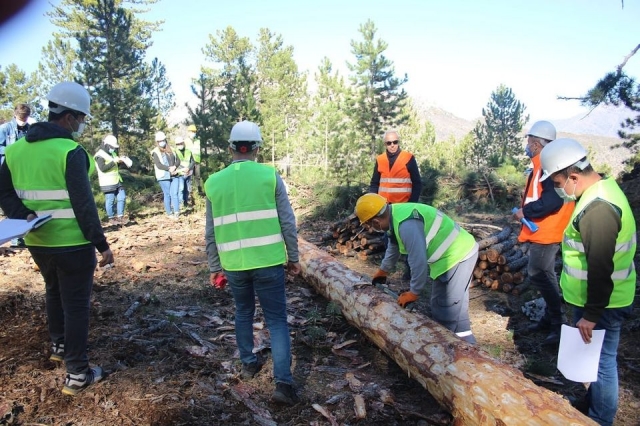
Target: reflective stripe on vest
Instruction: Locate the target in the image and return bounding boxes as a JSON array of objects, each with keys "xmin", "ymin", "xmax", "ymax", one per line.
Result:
[
  {"xmin": 518, "ymin": 154, "xmax": 574, "ymax": 244},
  {"xmin": 205, "ymin": 161, "xmax": 286, "ymax": 271},
  {"xmin": 377, "ymin": 151, "xmax": 413, "ymax": 203},
  {"xmin": 391, "ymin": 203, "xmax": 475, "ymax": 279},
  {"xmin": 5, "ymin": 137, "xmax": 92, "ymax": 247},
  {"xmin": 151, "ymin": 147, "xmax": 171, "ymax": 180},
  {"xmin": 94, "ymin": 149, "xmax": 121, "ymax": 187},
  {"xmin": 560, "ymin": 178, "xmax": 636, "ymax": 308}
]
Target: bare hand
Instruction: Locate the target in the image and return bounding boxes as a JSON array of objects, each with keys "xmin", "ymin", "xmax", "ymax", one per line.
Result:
[
  {"xmin": 286, "ymin": 261, "xmax": 301, "ymax": 276},
  {"xmin": 513, "ymin": 208, "xmax": 524, "ymax": 220},
  {"xmin": 576, "ymin": 317, "xmax": 596, "ymax": 344},
  {"xmin": 99, "ymin": 248, "xmax": 114, "ymax": 267},
  {"xmin": 209, "ymin": 271, "xmax": 224, "ymax": 286},
  {"xmin": 169, "ymin": 166, "xmax": 177, "ymax": 173}
]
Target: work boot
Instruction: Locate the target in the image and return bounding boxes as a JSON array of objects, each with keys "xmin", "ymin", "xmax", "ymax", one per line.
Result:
[
  {"xmin": 272, "ymin": 382, "xmax": 300, "ymax": 405},
  {"xmin": 49, "ymin": 342, "xmax": 65, "ymax": 362},
  {"xmin": 240, "ymin": 359, "xmax": 262, "ymax": 380},
  {"xmin": 541, "ymin": 327, "xmax": 562, "ymax": 346},
  {"xmin": 61, "ymin": 366, "xmax": 104, "ymax": 396},
  {"xmin": 521, "ymin": 318, "xmax": 551, "ymax": 335}
]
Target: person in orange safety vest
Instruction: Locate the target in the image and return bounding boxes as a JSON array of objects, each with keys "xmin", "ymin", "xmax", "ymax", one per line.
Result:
[{"xmin": 514, "ymin": 120, "xmax": 574, "ymax": 346}]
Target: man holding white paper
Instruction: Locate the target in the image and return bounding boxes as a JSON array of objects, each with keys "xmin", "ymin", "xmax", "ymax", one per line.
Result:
[
  {"xmin": 0, "ymin": 81, "xmax": 113, "ymax": 396},
  {"xmin": 540, "ymin": 138, "xmax": 636, "ymax": 426}
]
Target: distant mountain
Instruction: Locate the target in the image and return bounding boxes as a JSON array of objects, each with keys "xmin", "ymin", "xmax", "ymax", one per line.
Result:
[
  {"xmin": 551, "ymin": 105, "xmax": 634, "ymax": 138},
  {"xmin": 414, "ymin": 103, "xmax": 630, "ymax": 177}
]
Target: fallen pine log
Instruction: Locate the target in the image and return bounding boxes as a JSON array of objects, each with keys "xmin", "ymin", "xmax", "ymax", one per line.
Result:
[
  {"xmin": 298, "ymin": 237, "xmax": 595, "ymax": 425},
  {"xmin": 477, "ymin": 225, "xmax": 511, "ymax": 250}
]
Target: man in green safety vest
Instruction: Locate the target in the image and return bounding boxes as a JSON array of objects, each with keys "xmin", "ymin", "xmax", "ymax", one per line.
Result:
[
  {"xmin": 94, "ymin": 134, "xmax": 132, "ymax": 224},
  {"xmin": 540, "ymin": 138, "xmax": 636, "ymax": 426},
  {"xmin": 0, "ymin": 81, "xmax": 113, "ymax": 396},
  {"xmin": 175, "ymin": 136, "xmax": 194, "ymax": 208},
  {"xmin": 355, "ymin": 193, "xmax": 478, "ymax": 344},
  {"xmin": 204, "ymin": 120, "xmax": 301, "ymax": 406}
]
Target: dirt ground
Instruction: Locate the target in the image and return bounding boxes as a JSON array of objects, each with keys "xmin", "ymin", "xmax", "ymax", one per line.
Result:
[{"xmin": 1, "ymin": 208, "xmax": 639, "ymax": 426}]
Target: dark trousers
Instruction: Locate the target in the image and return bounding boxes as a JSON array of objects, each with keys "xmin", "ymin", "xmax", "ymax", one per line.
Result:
[
  {"xmin": 30, "ymin": 247, "xmax": 97, "ymax": 374},
  {"xmin": 527, "ymin": 242, "xmax": 564, "ymax": 326}
]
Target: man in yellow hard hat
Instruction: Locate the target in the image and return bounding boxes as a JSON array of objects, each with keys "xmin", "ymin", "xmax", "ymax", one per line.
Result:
[
  {"xmin": 355, "ymin": 193, "xmax": 478, "ymax": 343},
  {"xmin": 185, "ymin": 124, "xmax": 202, "ymax": 196}
]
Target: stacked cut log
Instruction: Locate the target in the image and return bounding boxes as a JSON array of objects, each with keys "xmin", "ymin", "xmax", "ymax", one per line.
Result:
[
  {"xmin": 470, "ymin": 225, "xmax": 532, "ymax": 295},
  {"xmin": 322, "ymin": 214, "xmax": 387, "ymax": 260}
]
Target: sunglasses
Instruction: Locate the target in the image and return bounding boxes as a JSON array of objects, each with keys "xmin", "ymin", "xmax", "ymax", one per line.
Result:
[{"xmin": 385, "ymin": 140, "xmax": 399, "ymax": 146}]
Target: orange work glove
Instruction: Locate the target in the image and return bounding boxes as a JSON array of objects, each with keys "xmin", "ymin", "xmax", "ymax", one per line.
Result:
[
  {"xmin": 397, "ymin": 291, "xmax": 419, "ymax": 308},
  {"xmin": 372, "ymin": 269, "xmax": 388, "ymax": 285}
]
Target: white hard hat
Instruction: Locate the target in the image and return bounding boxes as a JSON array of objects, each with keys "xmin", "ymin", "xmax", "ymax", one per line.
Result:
[
  {"xmin": 175, "ymin": 136, "xmax": 184, "ymax": 145},
  {"xmin": 47, "ymin": 81, "xmax": 92, "ymax": 117},
  {"xmin": 155, "ymin": 131, "xmax": 167, "ymax": 142},
  {"xmin": 526, "ymin": 120, "xmax": 556, "ymax": 143},
  {"xmin": 228, "ymin": 120, "xmax": 262, "ymax": 151},
  {"xmin": 103, "ymin": 134, "xmax": 119, "ymax": 148},
  {"xmin": 540, "ymin": 138, "xmax": 590, "ymax": 181}
]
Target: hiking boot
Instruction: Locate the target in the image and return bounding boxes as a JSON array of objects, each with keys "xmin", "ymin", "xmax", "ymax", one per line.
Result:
[
  {"xmin": 521, "ymin": 319, "xmax": 551, "ymax": 335},
  {"xmin": 49, "ymin": 342, "xmax": 65, "ymax": 362},
  {"xmin": 541, "ymin": 329, "xmax": 561, "ymax": 346},
  {"xmin": 272, "ymin": 382, "xmax": 300, "ymax": 405},
  {"xmin": 241, "ymin": 361, "xmax": 261, "ymax": 379},
  {"xmin": 62, "ymin": 366, "xmax": 104, "ymax": 396}
]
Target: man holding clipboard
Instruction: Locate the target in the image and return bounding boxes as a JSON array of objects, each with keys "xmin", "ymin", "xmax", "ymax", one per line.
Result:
[{"xmin": 0, "ymin": 81, "xmax": 113, "ymax": 396}]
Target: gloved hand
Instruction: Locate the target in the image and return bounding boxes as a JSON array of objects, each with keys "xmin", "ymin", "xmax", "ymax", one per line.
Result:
[
  {"xmin": 372, "ymin": 269, "xmax": 388, "ymax": 285},
  {"xmin": 397, "ymin": 291, "xmax": 418, "ymax": 308}
]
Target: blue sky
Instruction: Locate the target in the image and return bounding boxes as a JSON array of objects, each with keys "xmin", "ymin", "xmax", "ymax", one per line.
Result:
[{"xmin": 1, "ymin": 0, "xmax": 639, "ymax": 124}]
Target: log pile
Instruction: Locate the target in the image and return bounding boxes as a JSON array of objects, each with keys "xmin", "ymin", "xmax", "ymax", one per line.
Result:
[
  {"xmin": 470, "ymin": 225, "xmax": 532, "ymax": 295},
  {"xmin": 321, "ymin": 214, "xmax": 387, "ymax": 260}
]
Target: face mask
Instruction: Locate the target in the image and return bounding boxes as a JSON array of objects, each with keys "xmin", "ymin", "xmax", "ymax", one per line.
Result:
[
  {"xmin": 69, "ymin": 117, "xmax": 85, "ymax": 140},
  {"xmin": 158, "ymin": 141, "xmax": 167, "ymax": 148},
  {"xmin": 525, "ymin": 146, "xmax": 533, "ymax": 158},
  {"xmin": 188, "ymin": 132, "xmax": 195, "ymax": 138},
  {"xmin": 108, "ymin": 147, "xmax": 116, "ymax": 154},
  {"xmin": 555, "ymin": 178, "xmax": 577, "ymax": 201},
  {"xmin": 16, "ymin": 119, "xmax": 26, "ymax": 126}
]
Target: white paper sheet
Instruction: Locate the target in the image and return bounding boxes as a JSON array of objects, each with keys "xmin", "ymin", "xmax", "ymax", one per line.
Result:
[{"xmin": 557, "ymin": 324, "xmax": 605, "ymax": 383}]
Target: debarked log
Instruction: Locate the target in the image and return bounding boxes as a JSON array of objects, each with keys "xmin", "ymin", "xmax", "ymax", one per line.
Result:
[{"xmin": 298, "ymin": 238, "xmax": 595, "ymax": 426}]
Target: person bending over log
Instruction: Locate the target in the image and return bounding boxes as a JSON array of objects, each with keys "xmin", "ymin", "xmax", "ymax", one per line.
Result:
[{"xmin": 355, "ymin": 193, "xmax": 478, "ymax": 343}]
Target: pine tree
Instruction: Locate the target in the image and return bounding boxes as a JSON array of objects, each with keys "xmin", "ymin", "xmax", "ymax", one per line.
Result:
[
  {"xmin": 347, "ymin": 20, "xmax": 409, "ymax": 161},
  {"xmin": 470, "ymin": 84, "xmax": 528, "ymax": 168},
  {"xmin": 255, "ymin": 28, "xmax": 308, "ymax": 168},
  {"xmin": 0, "ymin": 64, "xmax": 41, "ymax": 121}
]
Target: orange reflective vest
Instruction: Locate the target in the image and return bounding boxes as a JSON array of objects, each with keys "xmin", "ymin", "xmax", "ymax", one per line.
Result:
[
  {"xmin": 518, "ymin": 154, "xmax": 574, "ymax": 244},
  {"xmin": 377, "ymin": 151, "xmax": 413, "ymax": 203}
]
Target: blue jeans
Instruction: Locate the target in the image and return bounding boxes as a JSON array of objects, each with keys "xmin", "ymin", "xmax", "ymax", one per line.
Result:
[
  {"xmin": 573, "ymin": 305, "xmax": 632, "ymax": 426},
  {"xmin": 181, "ymin": 175, "xmax": 192, "ymax": 205},
  {"xmin": 225, "ymin": 265, "xmax": 293, "ymax": 384},
  {"xmin": 528, "ymin": 243, "xmax": 564, "ymax": 326},
  {"xmin": 104, "ymin": 187, "xmax": 126, "ymax": 218},
  {"xmin": 158, "ymin": 179, "xmax": 180, "ymax": 215},
  {"xmin": 30, "ymin": 247, "xmax": 97, "ymax": 374}
]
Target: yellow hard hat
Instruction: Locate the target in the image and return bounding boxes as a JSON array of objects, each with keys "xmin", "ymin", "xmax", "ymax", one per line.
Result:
[
  {"xmin": 188, "ymin": 124, "xmax": 197, "ymax": 132},
  {"xmin": 355, "ymin": 193, "xmax": 387, "ymax": 223}
]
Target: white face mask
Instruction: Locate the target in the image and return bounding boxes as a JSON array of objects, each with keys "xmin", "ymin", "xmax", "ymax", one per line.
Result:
[
  {"xmin": 70, "ymin": 117, "xmax": 85, "ymax": 140},
  {"xmin": 16, "ymin": 119, "xmax": 26, "ymax": 126},
  {"xmin": 158, "ymin": 141, "xmax": 167, "ymax": 148},
  {"xmin": 555, "ymin": 178, "xmax": 577, "ymax": 201}
]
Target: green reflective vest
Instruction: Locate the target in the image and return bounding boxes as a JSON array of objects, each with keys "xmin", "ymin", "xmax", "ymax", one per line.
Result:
[
  {"xmin": 561, "ymin": 177, "xmax": 636, "ymax": 308},
  {"xmin": 5, "ymin": 137, "xmax": 94, "ymax": 247},
  {"xmin": 94, "ymin": 149, "xmax": 121, "ymax": 188},
  {"xmin": 391, "ymin": 203, "xmax": 476, "ymax": 279},
  {"xmin": 187, "ymin": 137, "xmax": 201, "ymax": 163},
  {"xmin": 205, "ymin": 161, "xmax": 286, "ymax": 271},
  {"xmin": 176, "ymin": 148, "xmax": 193, "ymax": 176}
]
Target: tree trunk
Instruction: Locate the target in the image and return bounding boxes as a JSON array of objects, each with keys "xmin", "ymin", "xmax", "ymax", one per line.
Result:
[
  {"xmin": 477, "ymin": 226, "xmax": 512, "ymax": 250},
  {"xmin": 298, "ymin": 238, "xmax": 595, "ymax": 426}
]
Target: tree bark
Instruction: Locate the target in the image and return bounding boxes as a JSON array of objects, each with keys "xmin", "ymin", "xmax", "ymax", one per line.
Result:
[{"xmin": 298, "ymin": 238, "xmax": 595, "ymax": 426}]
